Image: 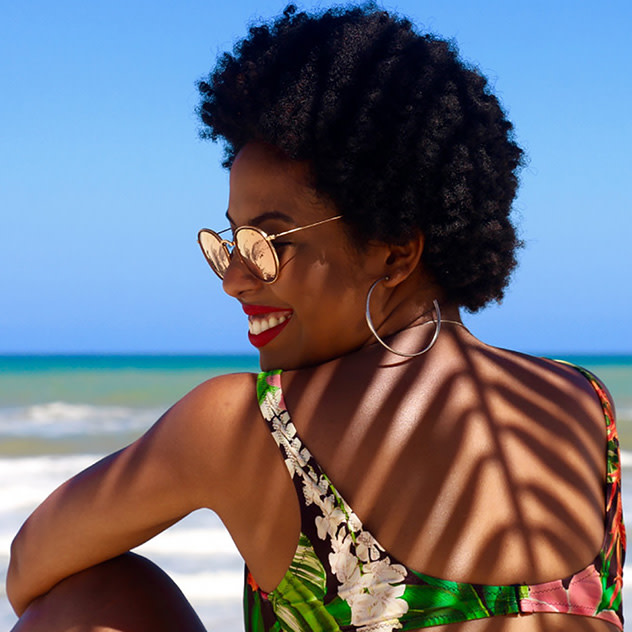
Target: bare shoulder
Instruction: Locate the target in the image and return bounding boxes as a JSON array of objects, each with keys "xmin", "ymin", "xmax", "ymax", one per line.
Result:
[
  {"xmin": 467, "ymin": 345, "xmax": 607, "ymax": 418},
  {"xmin": 470, "ymin": 346, "xmax": 611, "ymax": 477},
  {"xmin": 151, "ymin": 372, "xmax": 263, "ymax": 507},
  {"xmin": 171, "ymin": 371, "xmax": 260, "ymax": 432}
]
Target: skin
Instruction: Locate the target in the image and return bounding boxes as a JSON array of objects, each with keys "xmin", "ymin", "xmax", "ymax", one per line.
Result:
[
  {"xmin": 221, "ymin": 142, "xmax": 449, "ymax": 372},
  {"xmin": 7, "ymin": 143, "xmax": 619, "ymax": 631}
]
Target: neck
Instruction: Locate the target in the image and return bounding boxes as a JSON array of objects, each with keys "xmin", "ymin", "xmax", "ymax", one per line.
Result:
[{"xmin": 375, "ymin": 276, "xmax": 462, "ymax": 340}]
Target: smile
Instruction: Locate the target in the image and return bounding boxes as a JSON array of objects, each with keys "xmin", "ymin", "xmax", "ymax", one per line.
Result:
[
  {"xmin": 242, "ymin": 305, "xmax": 293, "ymax": 348},
  {"xmin": 248, "ymin": 312, "xmax": 291, "ymax": 335}
]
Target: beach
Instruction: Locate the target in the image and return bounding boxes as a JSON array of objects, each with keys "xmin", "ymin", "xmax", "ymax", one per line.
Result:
[{"xmin": 1, "ymin": 354, "xmax": 631, "ymax": 630}]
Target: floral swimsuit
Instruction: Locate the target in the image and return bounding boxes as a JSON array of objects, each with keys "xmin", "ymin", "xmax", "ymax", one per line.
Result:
[{"xmin": 244, "ymin": 365, "xmax": 625, "ymax": 631}]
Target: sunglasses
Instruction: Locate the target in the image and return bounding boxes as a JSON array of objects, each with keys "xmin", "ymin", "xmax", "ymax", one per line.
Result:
[{"xmin": 197, "ymin": 215, "xmax": 343, "ymax": 283}]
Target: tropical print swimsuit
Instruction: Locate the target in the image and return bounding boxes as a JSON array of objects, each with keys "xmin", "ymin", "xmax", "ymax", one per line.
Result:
[{"xmin": 244, "ymin": 364, "xmax": 625, "ymax": 631}]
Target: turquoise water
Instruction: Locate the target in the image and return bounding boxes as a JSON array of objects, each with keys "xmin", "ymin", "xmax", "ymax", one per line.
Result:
[{"xmin": 0, "ymin": 355, "xmax": 260, "ymax": 407}]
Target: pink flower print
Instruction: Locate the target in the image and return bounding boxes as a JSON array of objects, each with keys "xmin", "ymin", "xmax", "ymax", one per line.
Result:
[
  {"xmin": 264, "ymin": 372, "xmax": 286, "ymax": 408},
  {"xmin": 520, "ymin": 564, "xmax": 619, "ymax": 623},
  {"xmin": 265, "ymin": 372, "xmax": 282, "ymax": 389}
]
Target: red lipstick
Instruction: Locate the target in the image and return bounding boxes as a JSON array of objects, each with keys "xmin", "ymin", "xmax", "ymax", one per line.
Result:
[
  {"xmin": 248, "ymin": 319, "xmax": 292, "ymax": 348},
  {"xmin": 242, "ymin": 304, "xmax": 289, "ymax": 316},
  {"xmin": 242, "ymin": 304, "xmax": 293, "ymax": 348}
]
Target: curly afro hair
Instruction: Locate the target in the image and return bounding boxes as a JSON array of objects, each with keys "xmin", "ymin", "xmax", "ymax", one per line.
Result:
[{"xmin": 197, "ymin": 4, "xmax": 524, "ymax": 311}]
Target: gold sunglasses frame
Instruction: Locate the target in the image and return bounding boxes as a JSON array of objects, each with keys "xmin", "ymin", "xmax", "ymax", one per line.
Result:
[{"xmin": 197, "ymin": 214, "xmax": 343, "ymax": 283}]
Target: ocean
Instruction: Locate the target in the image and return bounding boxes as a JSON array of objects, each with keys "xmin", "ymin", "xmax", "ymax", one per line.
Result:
[{"xmin": 1, "ymin": 354, "xmax": 631, "ymax": 630}]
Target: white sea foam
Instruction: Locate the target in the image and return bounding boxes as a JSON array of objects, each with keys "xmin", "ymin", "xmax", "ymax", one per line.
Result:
[
  {"xmin": 136, "ymin": 526, "xmax": 238, "ymax": 556},
  {"xmin": 167, "ymin": 570, "xmax": 243, "ymax": 601},
  {"xmin": 0, "ymin": 455, "xmax": 100, "ymax": 515},
  {"xmin": 620, "ymin": 450, "xmax": 632, "ymax": 468},
  {"xmin": 0, "ymin": 403, "xmax": 159, "ymax": 437}
]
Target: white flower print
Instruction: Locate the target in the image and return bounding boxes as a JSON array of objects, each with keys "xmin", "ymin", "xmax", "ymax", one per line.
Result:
[
  {"xmin": 270, "ymin": 410, "xmax": 291, "ymax": 436},
  {"xmin": 317, "ymin": 474, "xmax": 330, "ymax": 495},
  {"xmin": 355, "ymin": 531, "xmax": 383, "ymax": 563},
  {"xmin": 329, "ymin": 532, "xmax": 361, "ymax": 586},
  {"xmin": 350, "ymin": 560, "xmax": 408, "ymax": 630},
  {"xmin": 302, "ymin": 476, "xmax": 323, "ymax": 507},
  {"xmin": 269, "ymin": 411, "xmax": 311, "ymax": 479},
  {"xmin": 350, "ymin": 582, "xmax": 407, "ymax": 627},
  {"xmin": 335, "ymin": 546, "xmax": 409, "ymax": 631},
  {"xmin": 315, "ymin": 494, "xmax": 346, "ymax": 540},
  {"xmin": 360, "ymin": 559, "xmax": 408, "ymax": 587},
  {"xmin": 356, "ymin": 618, "xmax": 404, "ymax": 632},
  {"xmin": 286, "ymin": 439, "xmax": 310, "ymax": 473},
  {"xmin": 348, "ymin": 512, "xmax": 363, "ymax": 533},
  {"xmin": 260, "ymin": 385, "xmax": 283, "ymax": 420},
  {"xmin": 282, "ymin": 456, "xmax": 297, "ymax": 478}
]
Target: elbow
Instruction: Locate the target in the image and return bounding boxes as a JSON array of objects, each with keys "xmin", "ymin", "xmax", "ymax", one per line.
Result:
[{"xmin": 7, "ymin": 531, "xmax": 30, "ymax": 616}]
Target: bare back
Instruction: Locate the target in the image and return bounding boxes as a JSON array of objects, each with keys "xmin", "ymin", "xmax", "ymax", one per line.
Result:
[{"xmin": 224, "ymin": 326, "xmax": 616, "ymax": 630}]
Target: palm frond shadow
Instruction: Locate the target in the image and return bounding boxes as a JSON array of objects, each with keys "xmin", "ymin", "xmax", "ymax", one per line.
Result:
[{"xmin": 281, "ymin": 334, "xmax": 613, "ymax": 630}]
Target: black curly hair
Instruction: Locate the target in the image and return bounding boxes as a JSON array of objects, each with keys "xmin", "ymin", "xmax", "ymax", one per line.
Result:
[{"xmin": 197, "ymin": 3, "xmax": 524, "ymax": 311}]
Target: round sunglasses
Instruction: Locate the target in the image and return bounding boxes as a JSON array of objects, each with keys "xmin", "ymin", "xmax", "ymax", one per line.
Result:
[{"xmin": 197, "ymin": 215, "xmax": 342, "ymax": 283}]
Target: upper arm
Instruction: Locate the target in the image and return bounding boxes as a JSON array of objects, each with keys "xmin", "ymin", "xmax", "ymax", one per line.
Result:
[{"xmin": 7, "ymin": 372, "xmax": 258, "ymax": 615}]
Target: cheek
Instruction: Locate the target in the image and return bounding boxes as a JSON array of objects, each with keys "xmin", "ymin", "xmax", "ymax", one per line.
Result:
[
  {"xmin": 274, "ymin": 245, "xmax": 374, "ymax": 350},
  {"xmin": 302, "ymin": 283, "xmax": 370, "ymax": 344}
]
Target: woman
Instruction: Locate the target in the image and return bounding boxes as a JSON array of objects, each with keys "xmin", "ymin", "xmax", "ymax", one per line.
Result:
[{"xmin": 7, "ymin": 5, "xmax": 624, "ymax": 631}]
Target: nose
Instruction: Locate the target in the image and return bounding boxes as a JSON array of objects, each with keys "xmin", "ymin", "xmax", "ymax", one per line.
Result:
[{"xmin": 221, "ymin": 248, "xmax": 262, "ymax": 298}]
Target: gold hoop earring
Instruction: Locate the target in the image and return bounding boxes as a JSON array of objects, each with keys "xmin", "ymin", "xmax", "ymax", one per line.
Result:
[{"xmin": 365, "ymin": 276, "xmax": 442, "ymax": 358}]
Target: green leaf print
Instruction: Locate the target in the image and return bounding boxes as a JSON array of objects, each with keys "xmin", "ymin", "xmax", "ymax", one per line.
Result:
[
  {"xmin": 245, "ymin": 585, "xmax": 282, "ymax": 632},
  {"xmin": 324, "ymin": 596, "xmax": 352, "ymax": 627},
  {"xmin": 403, "ymin": 578, "xmax": 488, "ymax": 619},
  {"xmin": 401, "ymin": 575, "xmax": 519, "ymax": 627},
  {"xmin": 257, "ymin": 369, "xmax": 282, "ymax": 404},
  {"xmin": 477, "ymin": 584, "xmax": 520, "ymax": 615},
  {"xmin": 270, "ymin": 534, "xmax": 341, "ymax": 632}
]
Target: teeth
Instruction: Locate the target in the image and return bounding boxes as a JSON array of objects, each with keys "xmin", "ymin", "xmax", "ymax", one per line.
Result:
[{"xmin": 248, "ymin": 312, "xmax": 290, "ymax": 335}]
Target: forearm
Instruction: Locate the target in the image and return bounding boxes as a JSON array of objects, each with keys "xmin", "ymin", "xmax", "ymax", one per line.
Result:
[
  {"xmin": 7, "ymin": 517, "xmax": 180, "ymax": 617},
  {"xmin": 6, "ymin": 446, "xmax": 187, "ymax": 615}
]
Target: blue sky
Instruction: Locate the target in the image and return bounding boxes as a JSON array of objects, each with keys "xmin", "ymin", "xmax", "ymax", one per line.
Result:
[{"xmin": 1, "ymin": 0, "xmax": 630, "ymax": 355}]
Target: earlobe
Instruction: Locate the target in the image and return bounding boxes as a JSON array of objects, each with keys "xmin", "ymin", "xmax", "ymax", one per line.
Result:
[{"xmin": 381, "ymin": 232, "xmax": 424, "ymax": 286}]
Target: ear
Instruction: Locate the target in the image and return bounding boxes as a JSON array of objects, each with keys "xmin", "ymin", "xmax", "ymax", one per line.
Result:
[{"xmin": 380, "ymin": 231, "xmax": 425, "ymax": 287}]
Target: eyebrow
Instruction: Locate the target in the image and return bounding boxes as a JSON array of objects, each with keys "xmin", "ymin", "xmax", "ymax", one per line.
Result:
[{"xmin": 225, "ymin": 210, "xmax": 296, "ymax": 227}]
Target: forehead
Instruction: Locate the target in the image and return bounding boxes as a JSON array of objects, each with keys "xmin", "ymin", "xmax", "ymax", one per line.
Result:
[{"xmin": 228, "ymin": 143, "xmax": 331, "ymax": 224}]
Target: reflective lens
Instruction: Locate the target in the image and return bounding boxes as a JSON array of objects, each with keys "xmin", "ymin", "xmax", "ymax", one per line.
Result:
[
  {"xmin": 197, "ymin": 227, "xmax": 279, "ymax": 282},
  {"xmin": 198, "ymin": 215, "xmax": 342, "ymax": 283},
  {"xmin": 234, "ymin": 228, "xmax": 279, "ymax": 282},
  {"xmin": 198, "ymin": 230, "xmax": 231, "ymax": 279}
]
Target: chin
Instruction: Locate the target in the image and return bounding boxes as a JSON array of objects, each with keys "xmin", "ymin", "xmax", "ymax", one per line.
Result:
[{"xmin": 258, "ymin": 350, "xmax": 287, "ymax": 372}]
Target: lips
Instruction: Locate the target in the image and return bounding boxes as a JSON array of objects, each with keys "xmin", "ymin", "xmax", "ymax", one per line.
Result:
[{"xmin": 242, "ymin": 304, "xmax": 293, "ymax": 348}]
